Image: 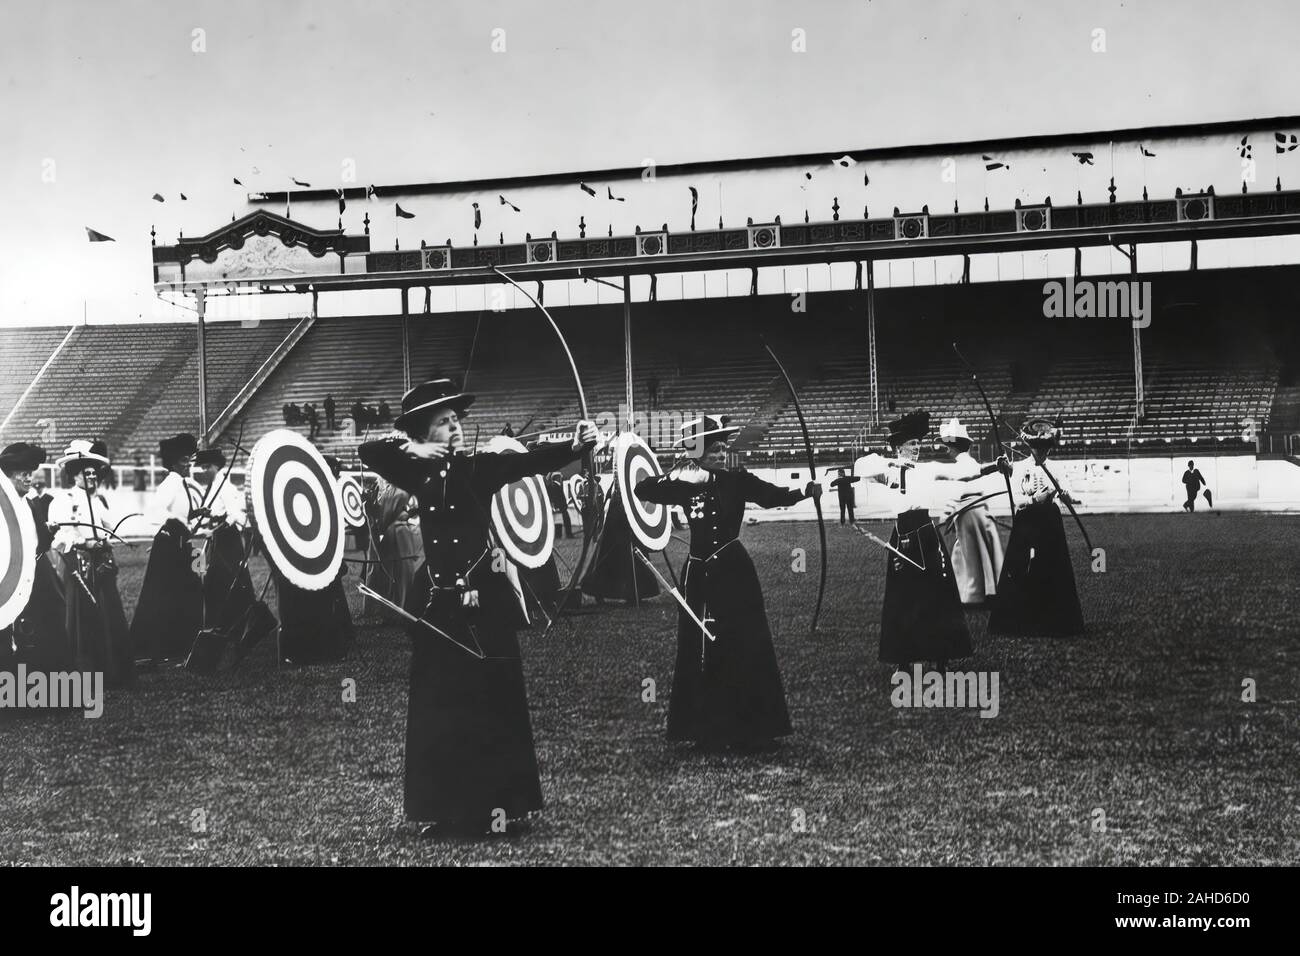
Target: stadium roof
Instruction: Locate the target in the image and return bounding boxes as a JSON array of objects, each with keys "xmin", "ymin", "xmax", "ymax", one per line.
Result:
[{"xmin": 250, "ymin": 114, "xmax": 1300, "ymax": 204}]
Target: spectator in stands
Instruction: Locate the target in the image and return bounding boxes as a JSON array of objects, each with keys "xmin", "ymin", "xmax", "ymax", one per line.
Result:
[
  {"xmin": 324, "ymin": 394, "xmax": 337, "ymax": 431},
  {"xmin": 829, "ymin": 468, "xmax": 860, "ymax": 525},
  {"xmin": 304, "ymin": 402, "xmax": 320, "ymax": 440},
  {"xmin": 286, "ymin": 402, "xmax": 302, "ymax": 426},
  {"xmin": 1181, "ymin": 460, "xmax": 1208, "ymax": 512},
  {"xmin": 501, "ymin": 423, "xmax": 515, "ymax": 438},
  {"xmin": 350, "ymin": 399, "xmax": 366, "ymax": 432},
  {"xmin": 634, "ymin": 414, "xmax": 821, "ymax": 750},
  {"xmin": 646, "ymin": 375, "xmax": 660, "ymax": 410},
  {"xmin": 378, "ymin": 401, "xmax": 391, "ymax": 424},
  {"xmin": 282, "ymin": 403, "xmax": 294, "ymax": 426}
]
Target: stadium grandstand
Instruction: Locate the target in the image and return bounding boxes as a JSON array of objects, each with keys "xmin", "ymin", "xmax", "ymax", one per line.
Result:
[{"xmin": 2, "ymin": 266, "xmax": 1297, "ymax": 481}]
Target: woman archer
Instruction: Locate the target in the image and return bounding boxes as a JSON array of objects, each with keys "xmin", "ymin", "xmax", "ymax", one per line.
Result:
[
  {"xmin": 987, "ymin": 419, "xmax": 1086, "ymax": 637},
  {"xmin": 130, "ymin": 433, "xmax": 204, "ymax": 665},
  {"xmin": 633, "ymin": 414, "xmax": 821, "ymax": 751},
  {"xmin": 47, "ymin": 441, "xmax": 133, "ymax": 686},
  {"xmin": 857, "ymin": 412, "xmax": 1008, "ymax": 671},
  {"xmin": 359, "ymin": 378, "xmax": 598, "ymax": 837}
]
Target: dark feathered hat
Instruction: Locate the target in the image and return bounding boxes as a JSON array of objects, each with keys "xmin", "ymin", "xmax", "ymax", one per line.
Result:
[
  {"xmin": 887, "ymin": 410, "xmax": 930, "ymax": 448},
  {"xmin": 194, "ymin": 448, "xmax": 226, "ymax": 469},
  {"xmin": 159, "ymin": 433, "xmax": 198, "ymax": 466},
  {"xmin": 0, "ymin": 442, "xmax": 46, "ymax": 474}
]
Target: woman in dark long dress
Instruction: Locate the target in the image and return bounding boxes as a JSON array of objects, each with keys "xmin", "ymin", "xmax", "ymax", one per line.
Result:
[
  {"xmin": 987, "ymin": 420, "xmax": 1085, "ymax": 637},
  {"xmin": 634, "ymin": 415, "xmax": 820, "ymax": 749},
  {"xmin": 579, "ymin": 484, "xmax": 661, "ymax": 604},
  {"xmin": 194, "ymin": 447, "xmax": 256, "ymax": 641},
  {"xmin": 47, "ymin": 441, "xmax": 133, "ymax": 686},
  {"xmin": 276, "ymin": 455, "xmax": 356, "ymax": 665},
  {"xmin": 131, "ymin": 433, "xmax": 204, "ymax": 664},
  {"xmin": 0, "ymin": 443, "xmax": 68, "ymax": 671},
  {"xmin": 359, "ymin": 378, "xmax": 596, "ymax": 836},
  {"xmin": 857, "ymin": 412, "xmax": 1004, "ymax": 669}
]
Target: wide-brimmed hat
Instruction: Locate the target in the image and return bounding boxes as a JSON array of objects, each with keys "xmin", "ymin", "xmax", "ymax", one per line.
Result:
[
  {"xmin": 395, "ymin": 378, "xmax": 475, "ymax": 431},
  {"xmin": 674, "ymin": 415, "xmax": 741, "ymax": 449},
  {"xmin": 159, "ymin": 433, "xmax": 199, "ymax": 466},
  {"xmin": 194, "ymin": 448, "xmax": 226, "ymax": 469},
  {"xmin": 56, "ymin": 439, "xmax": 110, "ymax": 474},
  {"xmin": 887, "ymin": 411, "xmax": 930, "ymax": 448},
  {"xmin": 0, "ymin": 442, "xmax": 46, "ymax": 473}
]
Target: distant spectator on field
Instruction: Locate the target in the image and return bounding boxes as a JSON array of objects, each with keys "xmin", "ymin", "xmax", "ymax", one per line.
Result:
[
  {"xmin": 1181, "ymin": 460, "xmax": 1208, "ymax": 512},
  {"xmin": 830, "ymin": 467, "xmax": 860, "ymax": 525},
  {"xmin": 324, "ymin": 394, "xmax": 337, "ymax": 431}
]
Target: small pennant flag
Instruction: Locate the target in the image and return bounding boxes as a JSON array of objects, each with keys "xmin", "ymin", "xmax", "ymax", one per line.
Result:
[
  {"xmin": 1140, "ymin": 146, "xmax": 1156, "ymax": 157},
  {"xmin": 472, "ymin": 202, "xmax": 481, "ymax": 229},
  {"xmin": 830, "ymin": 154, "xmax": 857, "ymax": 168},
  {"xmin": 233, "ymin": 177, "xmax": 244, "ymax": 185},
  {"xmin": 1275, "ymin": 132, "xmax": 1298, "ymax": 153},
  {"xmin": 395, "ymin": 203, "xmax": 415, "ymax": 219},
  {"xmin": 337, "ymin": 189, "xmax": 346, "ymax": 215},
  {"xmin": 1071, "ymin": 151, "xmax": 1095, "ymax": 165},
  {"xmin": 864, "ymin": 172, "xmax": 870, "ymax": 186},
  {"xmin": 180, "ymin": 193, "xmax": 188, "ymax": 201},
  {"xmin": 291, "ymin": 177, "xmax": 312, "ymax": 187},
  {"xmin": 366, "ymin": 184, "xmax": 377, "ymax": 200},
  {"xmin": 689, "ymin": 186, "xmax": 698, "ymax": 230},
  {"xmin": 499, "ymin": 195, "xmax": 520, "ymax": 212},
  {"xmin": 1239, "ymin": 136, "xmax": 1252, "ymax": 159},
  {"xmin": 85, "ymin": 227, "xmax": 115, "ymax": 242},
  {"xmin": 607, "ymin": 186, "xmax": 625, "ymax": 202},
  {"xmin": 982, "ymin": 155, "xmax": 1009, "ymax": 171},
  {"xmin": 579, "ymin": 182, "xmax": 596, "ymax": 197},
  {"xmin": 152, "ymin": 193, "xmax": 165, "ymax": 203}
]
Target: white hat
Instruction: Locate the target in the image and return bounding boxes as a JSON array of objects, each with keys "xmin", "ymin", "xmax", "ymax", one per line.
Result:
[
  {"xmin": 939, "ymin": 417, "xmax": 970, "ymax": 443},
  {"xmin": 673, "ymin": 415, "xmax": 741, "ymax": 448},
  {"xmin": 56, "ymin": 439, "xmax": 110, "ymax": 471}
]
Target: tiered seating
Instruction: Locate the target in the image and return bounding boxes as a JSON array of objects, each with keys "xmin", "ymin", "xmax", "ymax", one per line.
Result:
[
  {"xmin": 1, "ymin": 325, "xmax": 194, "ymax": 458},
  {"xmin": 124, "ymin": 319, "xmax": 298, "ymax": 458},
  {"xmin": 0, "ymin": 327, "xmax": 71, "ymax": 430}
]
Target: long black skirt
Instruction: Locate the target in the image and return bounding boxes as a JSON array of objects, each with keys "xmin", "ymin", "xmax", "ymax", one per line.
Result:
[
  {"xmin": 62, "ymin": 548, "xmax": 133, "ymax": 687},
  {"xmin": 131, "ymin": 520, "xmax": 203, "ymax": 662},
  {"xmin": 203, "ymin": 526, "xmax": 254, "ymax": 637},
  {"xmin": 402, "ymin": 563, "xmax": 543, "ymax": 825},
  {"xmin": 14, "ymin": 554, "xmax": 71, "ymax": 672},
  {"xmin": 879, "ymin": 510, "xmax": 972, "ymax": 665},
  {"xmin": 666, "ymin": 541, "xmax": 791, "ymax": 745},
  {"xmin": 276, "ymin": 568, "xmax": 355, "ymax": 665},
  {"xmin": 580, "ymin": 500, "xmax": 661, "ymax": 602},
  {"xmin": 988, "ymin": 500, "xmax": 1084, "ymax": 636}
]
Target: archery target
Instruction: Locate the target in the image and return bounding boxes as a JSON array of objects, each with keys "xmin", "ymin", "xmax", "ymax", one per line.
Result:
[
  {"xmin": 337, "ymin": 474, "xmax": 367, "ymax": 528},
  {"xmin": 486, "ymin": 436, "xmax": 554, "ymax": 570},
  {"xmin": 0, "ymin": 472, "xmax": 37, "ymax": 631},
  {"xmin": 250, "ymin": 429, "xmax": 344, "ymax": 590},
  {"xmin": 613, "ymin": 432, "xmax": 670, "ymax": 551}
]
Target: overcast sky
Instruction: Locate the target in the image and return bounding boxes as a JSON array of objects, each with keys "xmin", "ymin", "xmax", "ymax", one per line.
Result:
[{"xmin": 2, "ymin": 0, "xmax": 1298, "ymax": 325}]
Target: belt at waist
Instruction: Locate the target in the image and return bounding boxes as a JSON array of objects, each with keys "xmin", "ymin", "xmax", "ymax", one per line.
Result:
[
  {"xmin": 687, "ymin": 538, "xmax": 740, "ymax": 563},
  {"xmin": 895, "ymin": 508, "xmax": 934, "ymax": 535}
]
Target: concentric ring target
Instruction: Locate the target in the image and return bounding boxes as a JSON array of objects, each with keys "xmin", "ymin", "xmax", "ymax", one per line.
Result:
[
  {"xmin": 613, "ymin": 432, "xmax": 671, "ymax": 551},
  {"xmin": 486, "ymin": 436, "xmax": 555, "ymax": 569},
  {"xmin": 250, "ymin": 429, "xmax": 344, "ymax": 590},
  {"xmin": 337, "ymin": 474, "xmax": 367, "ymax": 528},
  {"xmin": 0, "ymin": 472, "xmax": 37, "ymax": 631}
]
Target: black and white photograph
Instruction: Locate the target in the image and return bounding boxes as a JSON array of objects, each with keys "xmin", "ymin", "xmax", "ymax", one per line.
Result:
[{"xmin": 0, "ymin": 0, "xmax": 1295, "ymax": 916}]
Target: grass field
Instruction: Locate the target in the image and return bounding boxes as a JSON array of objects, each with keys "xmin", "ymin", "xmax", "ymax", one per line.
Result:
[{"xmin": 1, "ymin": 513, "xmax": 1297, "ymax": 866}]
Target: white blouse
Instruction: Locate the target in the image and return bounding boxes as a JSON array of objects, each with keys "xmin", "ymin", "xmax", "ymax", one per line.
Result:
[{"xmin": 48, "ymin": 488, "xmax": 118, "ymax": 552}]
